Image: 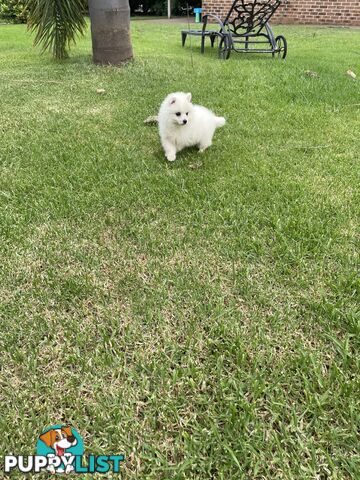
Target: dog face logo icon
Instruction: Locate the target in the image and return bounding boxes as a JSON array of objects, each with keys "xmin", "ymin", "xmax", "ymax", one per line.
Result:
[
  {"xmin": 36, "ymin": 425, "xmax": 84, "ymax": 474},
  {"xmin": 39, "ymin": 426, "xmax": 77, "ymax": 456}
]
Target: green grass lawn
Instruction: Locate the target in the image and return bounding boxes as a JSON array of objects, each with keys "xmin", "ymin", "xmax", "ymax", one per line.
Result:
[{"xmin": 0, "ymin": 20, "xmax": 359, "ymax": 479}]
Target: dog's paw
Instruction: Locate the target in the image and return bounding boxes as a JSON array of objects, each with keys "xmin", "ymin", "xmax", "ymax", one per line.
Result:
[
  {"xmin": 166, "ymin": 154, "xmax": 176, "ymax": 162},
  {"xmin": 199, "ymin": 144, "xmax": 211, "ymax": 153}
]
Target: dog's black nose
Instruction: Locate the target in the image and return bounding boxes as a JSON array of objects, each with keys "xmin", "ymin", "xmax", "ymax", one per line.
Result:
[
  {"xmin": 183, "ymin": 119, "xmax": 187, "ymax": 124},
  {"xmin": 67, "ymin": 435, "xmax": 75, "ymax": 443}
]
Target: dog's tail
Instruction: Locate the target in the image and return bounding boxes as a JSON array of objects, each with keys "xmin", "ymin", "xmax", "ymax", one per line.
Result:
[{"xmin": 215, "ymin": 116, "xmax": 226, "ymax": 128}]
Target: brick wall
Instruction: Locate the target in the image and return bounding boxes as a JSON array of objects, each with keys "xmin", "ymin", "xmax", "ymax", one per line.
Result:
[{"xmin": 202, "ymin": 0, "xmax": 360, "ymax": 26}]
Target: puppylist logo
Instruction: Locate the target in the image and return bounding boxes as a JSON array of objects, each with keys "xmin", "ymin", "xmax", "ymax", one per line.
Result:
[{"xmin": 4, "ymin": 424, "xmax": 124, "ymax": 475}]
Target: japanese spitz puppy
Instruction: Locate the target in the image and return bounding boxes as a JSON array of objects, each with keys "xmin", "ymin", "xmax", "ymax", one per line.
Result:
[{"xmin": 158, "ymin": 92, "xmax": 225, "ymax": 162}]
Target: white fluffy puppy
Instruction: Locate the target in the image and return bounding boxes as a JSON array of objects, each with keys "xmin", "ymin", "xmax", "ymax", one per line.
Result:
[{"xmin": 158, "ymin": 92, "xmax": 225, "ymax": 162}]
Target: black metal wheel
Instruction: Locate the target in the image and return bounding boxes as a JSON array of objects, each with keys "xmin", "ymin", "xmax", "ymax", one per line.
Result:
[
  {"xmin": 272, "ymin": 35, "xmax": 287, "ymax": 59},
  {"xmin": 218, "ymin": 35, "xmax": 231, "ymax": 60}
]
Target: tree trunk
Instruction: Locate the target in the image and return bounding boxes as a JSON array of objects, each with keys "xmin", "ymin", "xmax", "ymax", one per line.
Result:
[{"xmin": 88, "ymin": 0, "xmax": 133, "ymax": 65}]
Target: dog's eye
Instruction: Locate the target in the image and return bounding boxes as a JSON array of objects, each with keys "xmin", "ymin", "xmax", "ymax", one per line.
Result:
[
  {"xmin": 186, "ymin": 112, "xmax": 189, "ymax": 116},
  {"xmin": 175, "ymin": 112, "xmax": 181, "ymax": 116}
]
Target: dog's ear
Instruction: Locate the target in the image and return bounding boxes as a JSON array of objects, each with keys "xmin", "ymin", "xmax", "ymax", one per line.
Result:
[
  {"xmin": 169, "ymin": 97, "xmax": 176, "ymax": 105},
  {"xmin": 39, "ymin": 429, "xmax": 56, "ymax": 448},
  {"xmin": 186, "ymin": 93, "xmax": 192, "ymax": 102},
  {"xmin": 62, "ymin": 426, "xmax": 72, "ymax": 437}
]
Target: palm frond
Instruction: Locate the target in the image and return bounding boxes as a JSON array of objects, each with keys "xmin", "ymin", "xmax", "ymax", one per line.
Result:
[{"xmin": 27, "ymin": 0, "xmax": 87, "ymax": 59}]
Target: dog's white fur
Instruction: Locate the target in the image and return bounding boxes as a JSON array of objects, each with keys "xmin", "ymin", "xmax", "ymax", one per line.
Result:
[{"xmin": 158, "ymin": 92, "xmax": 225, "ymax": 161}]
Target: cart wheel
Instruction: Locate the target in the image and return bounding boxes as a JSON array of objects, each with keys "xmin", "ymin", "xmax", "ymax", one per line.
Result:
[
  {"xmin": 273, "ymin": 35, "xmax": 287, "ymax": 59},
  {"xmin": 218, "ymin": 36, "xmax": 231, "ymax": 60}
]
